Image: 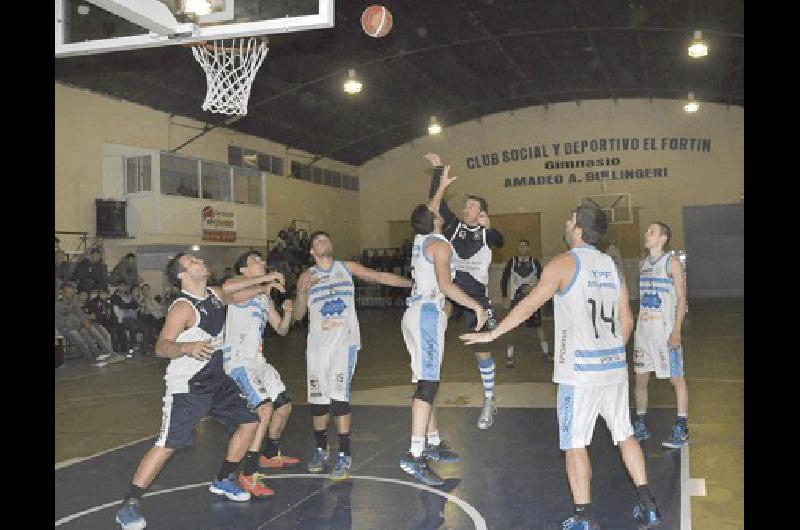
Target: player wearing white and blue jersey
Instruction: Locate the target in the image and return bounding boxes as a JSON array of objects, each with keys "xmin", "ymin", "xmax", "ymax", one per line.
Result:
[
  {"xmin": 294, "ymin": 232, "xmax": 412, "ymax": 481},
  {"xmin": 400, "ymin": 162, "xmax": 488, "ymax": 486},
  {"xmin": 632, "ymin": 222, "xmax": 689, "ymax": 449},
  {"xmin": 222, "ymin": 250, "xmax": 301, "ymax": 499},
  {"xmin": 460, "ymin": 207, "xmax": 662, "ymax": 530}
]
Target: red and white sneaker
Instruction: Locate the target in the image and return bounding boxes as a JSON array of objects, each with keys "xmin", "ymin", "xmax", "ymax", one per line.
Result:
[
  {"xmin": 238, "ymin": 472, "xmax": 274, "ymax": 498},
  {"xmin": 260, "ymin": 452, "xmax": 301, "ymax": 469}
]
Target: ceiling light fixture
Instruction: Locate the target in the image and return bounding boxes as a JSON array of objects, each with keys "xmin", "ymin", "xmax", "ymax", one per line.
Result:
[
  {"xmin": 183, "ymin": 0, "xmax": 212, "ymax": 16},
  {"xmin": 688, "ymin": 30, "xmax": 708, "ymax": 58},
  {"xmin": 191, "ymin": 244, "xmax": 201, "ymax": 251},
  {"xmin": 428, "ymin": 115, "xmax": 442, "ymax": 135},
  {"xmin": 343, "ymin": 68, "xmax": 363, "ymax": 94},
  {"xmin": 683, "ymin": 92, "xmax": 699, "ymax": 113}
]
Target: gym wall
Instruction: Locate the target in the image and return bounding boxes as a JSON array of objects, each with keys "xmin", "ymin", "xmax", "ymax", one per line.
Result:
[
  {"xmin": 55, "ymin": 82, "xmax": 362, "ymax": 264},
  {"xmin": 359, "ymin": 99, "xmax": 743, "ymax": 262}
]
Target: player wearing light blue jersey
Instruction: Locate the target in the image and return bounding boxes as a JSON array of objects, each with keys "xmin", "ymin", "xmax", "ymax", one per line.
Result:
[
  {"xmin": 294, "ymin": 231, "xmax": 412, "ymax": 481},
  {"xmin": 222, "ymin": 250, "xmax": 301, "ymax": 499},
  {"xmin": 399, "ymin": 161, "xmax": 488, "ymax": 486},
  {"xmin": 461, "ymin": 207, "xmax": 662, "ymax": 530},
  {"xmin": 632, "ymin": 222, "xmax": 688, "ymax": 449}
]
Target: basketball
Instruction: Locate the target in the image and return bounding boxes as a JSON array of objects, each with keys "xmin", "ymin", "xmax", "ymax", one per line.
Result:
[{"xmin": 361, "ymin": 5, "xmax": 393, "ymax": 38}]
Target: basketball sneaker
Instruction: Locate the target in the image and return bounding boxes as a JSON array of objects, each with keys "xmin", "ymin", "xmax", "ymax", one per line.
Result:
[
  {"xmin": 561, "ymin": 514, "xmax": 601, "ymax": 530},
  {"xmin": 260, "ymin": 452, "xmax": 301, "ymax": 469},
  {"xmin": 423, "ymin": 441, "xmax": 460, "ymax": 463},
  {"xmin": 661, "ymin": 423, "xmax": 689, "ymax": 449},
  {"xmin": 209, "ymin": 477, "xmax": 250, "ymax": 501},
  {"xmin": 400, "ymin": 453, "xmax": 445, "ymax": 486},
  {"xmin": 307, "ymin": 447, "xmax": 330, "ymax": 473},
  {"xmin": 330, "ymin": 453, "xmax": 352, "ymax": 481},
  {"xmin": 633, "ymin": 416, "xmax": 651, "ymax": 441},
  {"xmin": 477, "ymin": 397, "xmax": 497, "ymax": 429},
  {"xmin": 115, "ymin": 499, "xmax": 146, "ymax": 530},
  {"xmin": 238, "ymin": 472, "xmax": 274, "ymax": 498},
  {"xmin": 633, "ymin": 502, "xmax": 663, "ymax": 526}
]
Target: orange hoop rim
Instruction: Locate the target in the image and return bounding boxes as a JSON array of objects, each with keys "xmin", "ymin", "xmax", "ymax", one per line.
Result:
[{"xmin": 180, "ymin": 35, "xmax": 269, "ymax": 53}]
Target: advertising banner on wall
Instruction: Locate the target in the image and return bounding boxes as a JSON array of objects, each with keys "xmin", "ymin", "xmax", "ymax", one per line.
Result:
[{"xmin": 201, "ymin": 205, "xmax": 237, "ymax": 242}]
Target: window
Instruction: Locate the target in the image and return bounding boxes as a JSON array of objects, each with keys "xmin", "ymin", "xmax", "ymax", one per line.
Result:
[
  {"xmin": 270, "ymin": 156, "xmax": 283, "ymax": 176},
  {"xmin": 291, "ymin": 161, "xmax": 304, "ymax": 179},
  {"xmin": 331, "ymin": 171, "xmax": 342, "ymax": 188},
  {"xmin": 201, "ymin": 161, "xmax": 232, "ymax": 201},
  {"xmin": 257, "ymin": 152, "xmax": 271, "ymax": 172},
  {"xmin": 161, "ymin": 154, "xmax": 199, "ymax": 198},
  {"xmin": 228, "ymin": 145, "xmax": 243, "ymax": 167},
  {"xmin": 242, "ymin": 148, "xmax": 258, "ymax": 169},
  {"xmin": 352, "ymin": 175, "xmax": 360, "ymax": 192},
  {"xmin": 312, "ymin": 166, "xmax": 323, "ymax": 184},
  {"xmin": 322, "ymin": 169, "xmax": 332, "ymax": 186},
  {"xmin": 233, "ymin": 167, "xmax": 262, "ymax": 205},
  {"xmin": 342, "ymin": 174, "xmax": 351, "ymax": 190},
  {"xmin": 125, "ymin": 155, "xmax": 151, "ymax": 193}
]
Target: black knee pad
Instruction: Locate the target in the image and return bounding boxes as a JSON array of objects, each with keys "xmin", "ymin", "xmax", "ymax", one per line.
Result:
[
  {"xmin": 310, "ymin": 403, "xmax": 330, "ymax": 417},
  {"xmin": 330, "ymin": 400, "xmax": 351, "ymax": 417},
  {"xmin": 272, "ymin": 391, "xmax": 291, "ymax": 410},
  {"xmin": 413, "ymin": 380, "xmax": 440, "ymax": 404}
]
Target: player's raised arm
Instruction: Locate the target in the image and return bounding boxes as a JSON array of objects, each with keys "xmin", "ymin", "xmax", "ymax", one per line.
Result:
[
  {"xmin": 292, "ymin": 270, "xmax": 319, "ymax": 321},
  {"xmin": 266, "ymin": 296, "xmax": 293, "ymax": 336},
  {"xmin": 345, "ymin": 260, "xmax": 412, "ymax": 288},
  {"xmin": 424, "ymin": 154, "xmax": 458, "ymax": 230}
]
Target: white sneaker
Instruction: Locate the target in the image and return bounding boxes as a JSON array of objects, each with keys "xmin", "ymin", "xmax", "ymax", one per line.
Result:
[
  {"xmin": 91, "ymin": 360, "xmax": 109, "ymax": 367},
  {"xmin": 477, "ymin": 397, "xmax": 497, "ymax": 429},
  {"xmin": 96, "ymin": 354, "xmax": 111, "ymax": 361}
]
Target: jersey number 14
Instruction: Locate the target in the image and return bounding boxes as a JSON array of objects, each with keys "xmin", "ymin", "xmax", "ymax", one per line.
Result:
[{"xmin": 587, "ymin": 298, "xmax": 616, "ymax": 338}]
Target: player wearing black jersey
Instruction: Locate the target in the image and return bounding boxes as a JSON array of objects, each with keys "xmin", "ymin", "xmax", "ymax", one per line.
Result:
[
  {"xmin": 425, "ymin": 153, "xmax": 504, "ymax": 429},
  {"xmin": 501, "ymin": 240, "xmax": 550, "ymax": 367}
]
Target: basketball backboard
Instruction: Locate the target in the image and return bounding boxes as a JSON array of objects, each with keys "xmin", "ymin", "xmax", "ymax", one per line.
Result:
[
  {"xmin": 54, "ymin": 0, "xmax": 334, "ymax": 57},
  {"xmin": 579, "ymin": 193, "xmax": 633, "ymax": 224}
]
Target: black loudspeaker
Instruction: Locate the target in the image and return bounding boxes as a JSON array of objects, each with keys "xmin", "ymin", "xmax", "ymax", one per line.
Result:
[{"xmin": 95, "ymin": 199, "xmax": 128, "ymax": 238}]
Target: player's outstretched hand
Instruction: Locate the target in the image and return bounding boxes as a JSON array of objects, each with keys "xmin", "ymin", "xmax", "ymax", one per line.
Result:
[
  {"xmin": 298, "ymin": 274, "xmax": 321, "ymax": 293},
  {"xmin": 423, "ymin": 153, "xmax": 442, "ymax": 166},
  {"xmin": 439, "ymin": 165, "xmax": 457, "ymax": 189},
  {"xmin": 460, "ymin": 331, "xmax": 495, "ymax": 345},
  {"xmin": 184, "ymin": 340, "xmax": 215, "ymax": 360}
]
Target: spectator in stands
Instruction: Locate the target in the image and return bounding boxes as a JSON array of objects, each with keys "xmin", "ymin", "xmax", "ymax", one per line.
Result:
[
  {"xmin": 109, "ymin": 253, "xmax": 142, "ymax": 288},
  {"xmin": 110, "ymin": 283, "xmax": 153, "ymax": 355},
  {"xmin": 55, "ymin": 282, "xmax": 115, "ymax": 366},
  {"xmin": 86, "ymin": 287, "xmax": 130, "ymax": 355},
  {"xmin": 72, "ymin": 248, "xmax": 109, "ymax": 294},
  {"xmin": 361, "ymin": 250, "xmax": 370, "ymax": 266},
  {"xmin": 402, "ymin": 238, "xmax": 412, "ymax": 260},
  {"xmin": 138, "ymin": 283, "xmax": 165, "ymax": 331},
  {"xmin": 220, "ymin": 267, "xmax": 234, "ymax": 284},
  {"xmin": 55, "ymin": 236, "xmax": 61, "ymax": 253}
]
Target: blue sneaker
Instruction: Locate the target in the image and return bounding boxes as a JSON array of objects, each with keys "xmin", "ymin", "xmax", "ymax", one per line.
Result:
[
  {"xmin": 661, "ymin": 423, "xmax": 689, "ymax": 448},
  {"xmin": 307, "ymin": 447, "xmax": 330, "ymax": 473},
  {"xmin": 115, "ymin": 500, "xmax": 146, "ymax": 530},
  {"xmin": 330, "ymin": 453, "xmax": 352, "ymax": 481},
  {"xmin": 633, "ymin": 417, "xmax": 651, "ymax": 441},
  {"xmin": 423, "ymin": 441, "xmax": 460, "ymax": 464},
  {"xmin": 209, "ymin": 477, "xmax": 250, "ymax": 501},
  {"xmin": 400, "ymin": 453, "xmax": 444, "ymax": 486},
  {"xmin": 561, "ymin": 514, "xmax": 601, "ymax": 530},
  {"xmin": 633, "ymin": 503, "xmax": 663, "ymax": 526}
]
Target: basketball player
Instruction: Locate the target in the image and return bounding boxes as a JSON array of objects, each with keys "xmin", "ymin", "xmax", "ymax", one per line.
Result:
[
  {"xmin": 501, "ymin": 239, "xmax": 550, "ymax": 367},
  {"xmin": 293, "ymin": 232, "xmax": 412, "ymax": 480},
  {"xmin": 115, "ymin": 252, "xmax": 277, "ymax": 530},
  {"xmin": 400, "ymin": 164, "xmax": 488, "ymax": 486},
  {"xmin": 424, "ymin": 153, "xmax": 504, "ymax": 430},
  {"xmin": 632, "ymin": 222, "xmax": 689, "ymax": 448},
  {"xmin": 461, "ymin": 207, "xmax": 662, "ymax": 529},
  {"xmin": 221, "ymin": 250, "xmax": 302, "ymax": 499}
]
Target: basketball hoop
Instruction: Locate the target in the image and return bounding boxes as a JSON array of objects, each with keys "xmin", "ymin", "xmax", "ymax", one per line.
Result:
[{"xmin": 190, "ymin": 37, "xmax": 269, "ymax": 116}]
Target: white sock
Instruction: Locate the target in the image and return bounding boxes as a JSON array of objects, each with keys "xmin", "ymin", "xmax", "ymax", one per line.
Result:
[
  {"xmin": 541, "ymin": 342, "xmax": 549, "ymax": 354},
  {"xmin": 427, "ymin": 431, "xmax": 441, "ymax": 447},
  {"xmin": 410, "ymin": 436, "xmax": 425, "ymax": 457},
  {"xmin": 507, "ymin": 345, "xmax": 514, "ymax": 357}
]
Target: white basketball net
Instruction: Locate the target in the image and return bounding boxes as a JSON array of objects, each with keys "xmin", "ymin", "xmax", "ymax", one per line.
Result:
[{"xmin": 191, "ymin": 37, "xmax": 269, "ymax": 116}]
